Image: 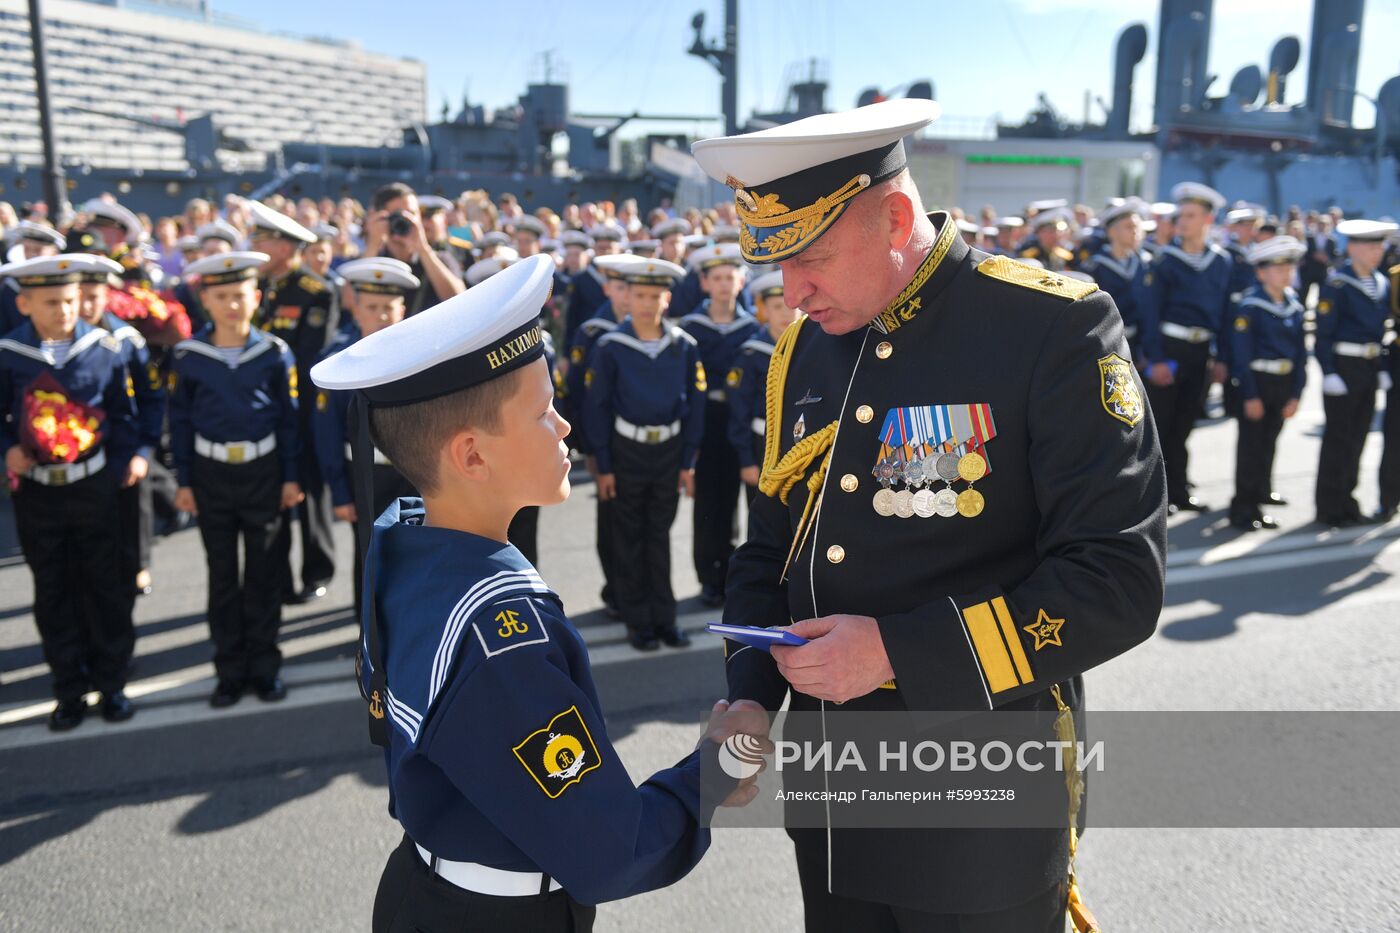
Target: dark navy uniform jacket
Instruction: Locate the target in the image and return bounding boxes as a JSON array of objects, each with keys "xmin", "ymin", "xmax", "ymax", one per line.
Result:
[
  {"xmin": 0, "ymin": 278, "xmax": 23, "ymax": 335},
  {"xmin": 1081, "ymin": 246, "xmax": 1150, "ymax": 344},
  {"xmin": 366, "ymin": 501, "xmax": 721, "ymax": 905},
  {"xmin": 169, "ymin": 326, "xmax": 300, "ymax": 487},
  {"xmin": 583, "ymin": 318, "xmax": 707, "ymax": 474},
  {"xmin": 257, "ymin": 264, "xmax": 339, "ymax": 400},
  {"xmin": 1137, "ymin": 241, "xmax": 1234, "ymax": 363},
  {"xmin": 311, "ymin": 328, "xmax": 361, "ymax": 507},
  {"xmin": 0, "ymin": 319, "xmax": 138, "ymax": 467},
  {"xmin": 560, "ymin": 304, "xmax": 619, "ymax": 455},
  {"xmin": 1017, "ymin": 242, "xmax": 1074, "ymax": 272},
  {"xmin": 678, "ymin": 302, "xmax": 759, "ymax": 411},
  {"xmin": 666, "ymin": 268, "xmax": 754, "ymax": 320},
  {"xmin": 1314, "ymin": 261, "xmax": 1390, "ymax": 377},
  {"xmin": 565, "ymin": 266, "xmax": 608, "ymax": 346},
  {"xmin": 101, "ymin": 312, "xmax": 165, "ymax": 454},
  {"xmin": 1228, "ymin": 285, "xmax": 1307, "ymax": 400},
  {"xmin": 724, "ymin": 329, "xmax": 775, "ymax": 468}
]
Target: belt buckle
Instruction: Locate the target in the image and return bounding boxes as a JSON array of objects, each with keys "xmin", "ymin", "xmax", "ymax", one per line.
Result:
[
  {"xmin": 1369, "ymin": 346, "xmax": 1381, "ymax": 360},
  {"xmin": 227, "ymin": 444, "xmax": 246, "ymax": 464},
  {"xmin": 645, "ymin": 428, "xmax": 661, "ymax": 444},
  {"xmin": 49, "ymin": 466, "xmax": 68, "ymax": 486}
]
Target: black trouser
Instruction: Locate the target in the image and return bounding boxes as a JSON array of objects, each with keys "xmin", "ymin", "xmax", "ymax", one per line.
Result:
[
  {"xmin": 147, "ymin": 458, "xmax": 180, "ymax": 528},
  {"xmin": 1316, "ymin": 356, "xmax": 1378, "ymax": 522},
  {"xmin": 693, "ymin": 400, "xmax": 740, "ymax": 591},
  {"xmin": 13, "ymin": 466, "xmax": 134, "ymax": 703},
  {"xmin": 373, "ymin": 834, "xmax": 594, "ymax": 933},
  {"xmin": 1378, "ymin": 379, "xmax": 1400, "ymax": 514},
  {"xmin": 350, "ymin": 462, "xmax": 417, "ymax": 622},
  {"xmin": 610, "ymin": 435, "xmax": 681, "ymax": 638},
  {"xmin": 1143, "ymin": 335, "xmax": 1213, "ymax": 504},
  {"xmin": 508, "ymin": 506, "xmax": 540, "ymax": 567},
  {"xmin": 276, "ymin": 416, "xmax": 336, "ymax": 592},
  {"xmin": 793, "ymin": 834, "xmax": 1066, "ymax": 933},
  {"xmin": 1231, "ymin": 372, "xmax": 1294, "ymax": 523},
  {"xmin": 595, "ymin": 497, "xmax": 617, "ymax": 608},
  {"xmin": 192, "ymin": 454, "xmax": 286, "ymax": 684},
  {"xmin": 115, "ymin": 478, "xmax": 145, "ymax": 614}
]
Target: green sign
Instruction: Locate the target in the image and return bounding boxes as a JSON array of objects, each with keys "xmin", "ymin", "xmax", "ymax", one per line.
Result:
[{"xmin": 966, "ymin": 154, "xmax": 1084, "ymax": 167}]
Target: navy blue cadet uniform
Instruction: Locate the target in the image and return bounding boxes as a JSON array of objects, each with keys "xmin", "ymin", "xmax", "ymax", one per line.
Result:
[
  {"xmin": 679, "ymin": 299, "xmax": 759, "ymax": 598},
  {"xmin": 171, "ymin": 326, "xmax": 299, "ymax": 688},
  {"xmin": 1082, "ymin": 244, "xmax": 1150, "ymax": 362},
  {"xmin": 1384, "ymin": 259, "xmax": 1400, "ymax": 515},
  {"xmin": 562, "ymin": 304, "xmax": 621, "ymax": 610},
  {"xmin": 565, "ymin": 264, "xmax": 608, "ymax": 347},
  {"xmin": 1138, "ymin": 240, "xmax": 1233, "ymax": 507},
  {"xmin": 584, "ymin": 318, "xmax": 706, "ymax": 644},
  {"xmin": 0, "ymin": 277, "xmax": 23, "ymax": 335},
  {"xmin": 1, "ymin": 318, "xmax": 138, "ymax": 707},
  {"xmin": 666, "ymin": 266, "xmax": 754, "ymax": 320},
  {"xmin": 725, "ymin": 328, "xmax": 776, "ymax": 492},
  {"xmin": 1228, "ymin": 285, "xmax": 1306, "ymax": 526},
  {"xmin": 1315, "ymin": 260, "xmax": 1389, "ymax": 523}
]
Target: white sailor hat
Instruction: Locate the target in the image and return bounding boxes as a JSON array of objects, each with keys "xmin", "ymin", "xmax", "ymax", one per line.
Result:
[
  {"xmin": 466, "ymin": 255, "xmax": 518, "ymax": 286},
  {"xmin": 711, "ymin": 224, "xmax": 741, "ymax": 243},
  {"xmin": 514, "ymin": 215, "xmax": 549, "ymax": 238},
  {"xmin": 0, "ymin": 253, "xmax": 118, "ymax": 287},
  {"xmin": 1141, "ymin": 220, "xmax": 1158, "ymax": 233},
  {"xmin": 1027, "ymin": 198, "xmax": 1068, "ymax": 214},
  {"xmin": 682, "ymin": 233, "xmax": 710, "ymax": 250},
  {"xmin": 980, "ymin": 226, "xmax": 999, "ymax": 238},
  {"xmin": 692, "ymin": 99, "xmax": 940, "ymax": 264},
  {"xmin": 1247, "ymin": 235, "xmax": 1305, "ymax": 265},
  {"xmin": 592, "ymin": 253, "xmax": 647, "ymax": 280},
  {"xmin": 1225, "ymin": 206, "xmax": 1265, "ymax": 225},
  {"xmin": 651, "ymin": 218, "xmax": 691, "ymax": 238},
  {"xmin": 620, "ymin": 258, "xmax": 687, "ymax": 286},
  {"xmin": 71, "ymin": 254, "xmax": 124, "ymax": 284},
  {"xmin": 418, "ymin": 195, "xmax": 453, "ymax": 214},
  {"xmin": 246, "ymin": 200, "xmax": 317, "ymax": 244},
  {"xmin": 586, "ymin": 223, "xmax": 626, "ymax": 243},
  {"xmin": 312, "ymin": 253, "xmax": 553, "ymax": 405},
  {"xmin": 196, "ymin": 219, "xmax": 242, "ymax": 246},
  {"xmin": 1149, "ymin": 201, "xmax": 1178, "ymax": 218},
  {"xmin": 750, "ymin": 269, "xmax": 784, "ymax": 299},
  {"xmin": 1336, "ymin": 219, "xmax": 1399, "ymax": 242},
  {"xmin": 628, "ymin": 239, "xmax": 660, "ymax": 256},
  {"xmin": 479, "ymin": 231, "xmax": 512, "ymax": 249},
  {"xmin": 79, "ymin": 199, "xmax": 143, "ymax": 245},
  {"xmin": 955, "ymin": 218, "xmax": 980, "ymax": 234},
  {"xmin": 695, "ymin": 242, "xmax": 746, "ymax": 271},
  {"xmin": 339, "ymin": 257, "xmax": 420, "ymax": 295},
  {"xmin": 183, "ymin": 251, "xmax": 270, "ymax": 286},
  {"xmin": 1031, "ymin": 207, "xmax": 1073, "ymax": 231},
  {"xmin": 994, "ymin": 216, "xmax": 1024, "ymax": 229},
  {"xmin": 11, "ymin": 220, "xmax": 66, "ymax": 249},
  {"xmin": 175, "ymin": 235, "xmax": 202, "ymax": 253},
  {"xmin": 311, "ymin": 223, "xmax": 339, "ymax": 242},
  {"xmin": 560, "ymin": 230, "xmax": 594, "ymax": 249},
  {"xmin": 1100, "ymin": 198, "xmax": 1149, "ymax": 229},
  {"xmin": 1170, "ymin": 182, "xmax": 1225, "ymax": 212},
  {"xmin": 539, "ymin": 237, "xmax": 560, "ymax": 254}
]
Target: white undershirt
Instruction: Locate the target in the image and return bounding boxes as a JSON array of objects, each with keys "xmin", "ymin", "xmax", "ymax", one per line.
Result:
[{"xmin": 40, "ymin": 339, "xmax": 73, "ymax": 366}]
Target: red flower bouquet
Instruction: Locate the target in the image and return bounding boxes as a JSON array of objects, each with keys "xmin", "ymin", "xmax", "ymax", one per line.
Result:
[
  {"xmin": 19, "ymin": 372, "xmax": 105, "ymax": 465},
  {"xmin": 107, "ymin": 285, "xmax": 193, "ymax": 346}
]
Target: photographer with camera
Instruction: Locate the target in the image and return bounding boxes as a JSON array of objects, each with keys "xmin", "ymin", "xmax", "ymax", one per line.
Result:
[{"xmin": 363, "ymin": 183, "xmax": 464, "ymax": 316}]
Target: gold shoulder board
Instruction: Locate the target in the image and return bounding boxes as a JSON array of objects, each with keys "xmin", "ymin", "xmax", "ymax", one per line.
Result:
[
  {"xmin": 976, "ymin": 255, "xmax": 1099, "ymax": 301},
  {"xmin": 299, "ymin": 274, "xmax": 326, "ymax": 294}
]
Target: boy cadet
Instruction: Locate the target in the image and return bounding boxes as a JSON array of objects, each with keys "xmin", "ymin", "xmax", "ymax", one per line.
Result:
[
  {"xmin": 171, "ymin": 252, "xmax": 303, "ymax": 708},
  {"xmin": 1138, "ymin": 181, "xmax": 1232, "ymax": 513},
  {"xmin": 247, "ymin": 199, "xmax": 339, "ymax": 605},
  {"xmin": 75, "ymin": 254, "xmax": 165, "ymax": 601},
  {"xmin": 308, "ymin": 254, "xmax": 763, "ymax": 932},
  {"xmin": 566, "ymin": 225, "xmax": 624, "ymax": 344},
  {"xmin": 1317, "ymin": 218, "xmax": 1397, "ymax": 525},
  {"xmin": 0, "ymin": 254, "xmax": 139, "ymax": 730},
  {"xmin": 727, "ymin": 269, "xmax": 797, "ymax": 495},
  {"xmin": 1082, "ymin": 199, "xmax": 1151, "ymax": 362},
  {"xmin": 584, "ymin": 258, "xmax": 706, "ymax": 651},
  {"xmin": 1228, "ymin": 236, "xmax": 1308, "ymax": 532},
  {"xmin": 679, "ymin": 242, "xmax": 759, "ymax": 606},
  {"xmin": 2, "ymin": 222, "xmax": 66, "ymax": 334},
  {"xmin": 312, "ymin": 258, "xmax": 419, "ymax": 620},
  {"xmin": 1018, "ymin": 207, "xmax": 1075, "ymax": 272}
]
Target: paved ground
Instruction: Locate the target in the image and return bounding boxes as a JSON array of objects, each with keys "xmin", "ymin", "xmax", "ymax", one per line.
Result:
[{"xmin": 2, "ymin": 360, "xmax": 1398, "ymax": 932}]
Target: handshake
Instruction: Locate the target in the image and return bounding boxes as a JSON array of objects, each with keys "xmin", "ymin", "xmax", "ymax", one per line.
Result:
[{"xmin": 699, "ymin": 698, "xmax": 773, "ymax": 808}]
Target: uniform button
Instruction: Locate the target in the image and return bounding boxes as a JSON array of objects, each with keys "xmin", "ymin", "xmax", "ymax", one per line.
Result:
[
  {"xmin": 840, "ymin": 473, "xmax": 858, "ymax": 492},
  {"xmin": 826, "ymin": 545, "xmax": 846, "ymax": 564},
  {"xmin": 855, "ymin": 405, "xmax": 874, "ymax": 423},
  {"xmin": 875, "ymin": 341, "xmax": 893, "ymax": 359}
]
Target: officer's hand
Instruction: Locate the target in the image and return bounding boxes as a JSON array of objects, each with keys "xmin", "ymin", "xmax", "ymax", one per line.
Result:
[
  {"xmin": 1282, "ymin": 399, "xmax": 1299, "ymax": 419},
  {"xmin": 1243, "ymin": 398, "xmax": 1265, "ymax": 421},
  {"xmin": 1322, "ymin": 373, "xmax": 1348, "ymax": 397},
  {"xmin": 175, "ymin": 485, "xmax": 198, "ymax": 516},
  {"xmin": 281, "ymin": 482, "xmax": 304, "ymax": 510},
  {"xmin": 596, "ymin": 472, "xmax": 617, "ymax": 501},
  {"xmin": 771, "ymin": 615, "xmax": 896, "ymax": 704},
  {"xmin": 740, "ymin": 465, "xmax": 760, "ymax": 487},
  {"xmin": 1212, "ymin": 362, "xmax": 1228, "ymax": 385},
  {"xmin": 1148, "ymin": 362, "xmax": 1175, "ymax": 387},
  {"xmin": 5, "ymin": 444, "xmax": 35, "ymax": 475},
  {"xmin": 679, "ymin": 469, "xmax": 696, "ymax": 498},
  {"xmin": 334, "ymin": 503, "xmax": 357, "ymax": 523},
  {"xmin": 122, "ymin": 454, "xmax": 149, "ymax": 488}
]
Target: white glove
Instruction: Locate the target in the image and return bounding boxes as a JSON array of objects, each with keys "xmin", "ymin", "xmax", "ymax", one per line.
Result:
[
  {"xmin": 1322, "ymin": 373, "xmax": 1348, "ymax": 397},
  {"xmin": 1380, "ymin": 371, "xmax": 1394, "ymax": 393}
]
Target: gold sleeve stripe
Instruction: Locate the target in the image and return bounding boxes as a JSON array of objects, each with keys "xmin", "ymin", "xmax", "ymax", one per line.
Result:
[
  {"xmin": 963, "ymin": 599, "xmax": 1033, "ymax": 694},
  {"xmin": 990, "ymin": 596, "xmax": 1034, "ymax": 684}
]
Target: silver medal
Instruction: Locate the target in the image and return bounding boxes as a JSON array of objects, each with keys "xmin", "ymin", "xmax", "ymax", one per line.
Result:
[
  {"xmin": 912, "ymin": 488, "xmax": 936, "ymax": 518},
  {"xmin": 932, "ymin": 487, "xmax": 959, "ymax": 517},
  {"xmin": 903, "ymin": 456, "xmax": 924, "ymax": 488},
  {"xmin": 935, "ymin": 452, "xmax": 962, "ymax": 484},
  {"xmin": 873, "ymin": 488, "xmax": 897, "ymax": 517},
  {"xmin": 893, "ymin": 489, "xmax": 915, "ymax": 519}
]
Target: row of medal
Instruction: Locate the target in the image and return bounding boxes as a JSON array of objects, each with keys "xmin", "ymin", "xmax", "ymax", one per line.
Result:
[{"xmin": 871, "ymin": 447, "xmax": 987, "ymax": 519}]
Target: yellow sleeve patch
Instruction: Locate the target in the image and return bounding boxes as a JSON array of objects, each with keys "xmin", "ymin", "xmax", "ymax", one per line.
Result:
[
  {"xmin": 584, "ymin": 369, "xmax": 594, "ymax": 389},
  {"xmin": 512, "ymin": 706, "xmax": 602, "ymax": 799},
  {"xmin": 315, "ymin": 390, "xmax": 329, "ymax": 412},
  {"xmin": 1234, "ymin": 315, "xmax": 1250, "ymax": 332},
  {"xmin": 975, "ymin": 255, "xmax": 1099, "ymax": 301},
  {"xmin": 695, "ymin": 362, "xmax": 708, "ymax": 393},
  {"xmin": 570, "ymin": 346, "xmax": 584, "ymax": 364},
  {"xmin": 1318, "ymin": 299, "xmax": 1332, "ymax": 315},
  {"xmin": 726, "ymin": 367, "xmax": 743, "ymax": 388}
]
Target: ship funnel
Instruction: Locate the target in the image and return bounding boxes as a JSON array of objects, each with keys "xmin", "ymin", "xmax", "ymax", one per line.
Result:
[{"xmin": 1107, "ymin": 22, "xmax": 1147, "ymax": 138}]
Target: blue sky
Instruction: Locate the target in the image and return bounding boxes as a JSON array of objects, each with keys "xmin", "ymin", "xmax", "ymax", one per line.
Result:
[{"xmin": 221, "ymin": 0, "xmax": 1398, "ymax": 134}]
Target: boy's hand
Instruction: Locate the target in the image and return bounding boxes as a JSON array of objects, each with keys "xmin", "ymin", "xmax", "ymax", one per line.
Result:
[
  {"xmin": 122, "ymin": 454, "xmax": 149, "ymax": 487},
  {"xmin": 280, "ymin": 482, "xmax": 304, "ymax": 510},
  {"xmin": 175, "ymin": 486, "xmax": 198, "ymax": 516},
  {"xmin": 679, "ymin": 469, "xmax": 695, "ymax": 498},
  {"xmin": 334, "ymin": 503, "xmax": 357, "ymax": 523},
  {"xmin": 1243, "ymin": 398, "xmax": 1265, "ymax": 421},
  {"xmin": 596, "ymin": 473, "xmax": 617, "ymax": 501},
  {"xmin": 5, "ymin": 445, "xmax": 35, "ymax": 475},
  {"xmin": 740, "ymin": 465, "xmax": 760, "ymax": 487},
  {"xmin": 702, "ymin": 699, "xmax": 774, "ymax": 808}
]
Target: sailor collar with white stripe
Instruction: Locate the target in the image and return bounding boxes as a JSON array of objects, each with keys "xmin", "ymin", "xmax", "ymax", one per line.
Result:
[
  {"xmin": 681, "ymin": 305, "xmax": 756, "ymax": 334},
  {"xmin": 1160, "ymin": 242, "xmax": 1227, "ymax": 272},
  {"xmin": 1240, "ymin": 290, "xmax": 1303, "ymax": 318},
  {"xmin": 579, "ymin": 316, "xmax": 618, "ymax": 336},
  {"xmin": 870, "ymin": 211, "xmax": 965, "ymax": 336},
  {"xmin": 0, "ymin": 321, "xmax": 110, "ymax": 368},
  {"xmin": 740, "ymin": 335, "xmax": 777, "ymax": 355},
  {"xmin": 176, "ymin": 327, "xmax": 281, "ymax": 368},
  {"xmin": 1089, "ymin": 247, "xmax": 1143, "ymax": 281},
  {"xmin": 1328, "ymin": 268, "xmax": 1384, "ymax": 300},
  {"xmin": 597, "ymin": 318, "xmax": 693, "ymax": 359}
]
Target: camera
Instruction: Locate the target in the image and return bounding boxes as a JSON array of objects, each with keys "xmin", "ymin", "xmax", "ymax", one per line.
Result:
[{"xmin": 388, "ymin": 212, "xmax": 414, "ymax": 237}]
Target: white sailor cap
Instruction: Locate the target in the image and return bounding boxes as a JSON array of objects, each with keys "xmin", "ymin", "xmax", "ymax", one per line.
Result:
[
  {"xmin": 1150, "ymin": 201, "xmax": 1178, "ymax": 218},
  {"xmin": 592, "ymin": 253, "xmax": 647, "ymax": 280},
  {"xmin": 1100, "ymin": 198, "xmax": 1149, "ymax": 229},
  {"xmin": 1225, "ymin": 206, "xmax": 1265, "ymax": 225},
  {"xmin": 628, "ymin": 239, "xmax": 660, "ymax": 255},
  {"xmin": 246, "ymin": 200, "xmax": 317, "ymax": 244},
  {"xmin": 651, "ymin": 218, "xmax": 692, "ymax": 238},
  {"xmin": 175, "ymin": 235, "xmax": 202, "ymax": 253},
  {"xmin": 339, "ymin": 257, "xmax": 420, "ymax": 294},
  {"xmin": 750, "ymin": 269, "xmax": 784, "ymax": 298},
  {"xmin": 1027, "ymin": 198, "xmax": 1068, "ymax": 214},
  {"xmin": 694, "ymin": 241, "xmax": 746, "ymax": 271},
  {"xmin": 1336, "ymin": 219, "xmax": 1399, "ymax": 243},
  {"xmin": 0, "ymin": 253, "xmax": 118, "ymax": 287},
  {"xmin": 682, "ymin": 233, "xmax": 710, "ymax": 250},
  {"xmin": 79, "ymin": 199, "xmax": 143, "ymax": 245},
  {"xmin": 311, "ymin": 223, "xmax": 339, "ymax": 242},
  {"xmin": 620, "ymin": 258, "xmax": 687, "ymax": 286},
  {"xmin": 1031, "ymin": 207, "xmax": 1073, "ymax": 231},
  {"xmin": 955, "ymin": 218, "xmax": 980, "ymax": 234},
  {"xmin": 560, "ymin": 230, "xmax": 594, "ymax": 249},
  {"xmin": 1141, "ymin": 220, "xmax": 1158, "ymax": 233},
  {"xmin": 539, "ymin": 237, "xmax": 560, "ymax": 254},
  {"xmin": 691, "ymin": 99, "xmax": 940, "ymax": 264},
  {"xmin": 479, "ymin": 231, "xmax": 512, "ymax": 249},
  {"xmin": 711, "ymin": 224, "xmax": 741, "ymax": 243},
  {"xmin": 994, "ymin": 216, "xmax": 1024, "ymax": 229},
  {"xmin": 196, "ymin": 219, "xmax": 242, "ymax": 246},
  {"xmin": 183, "ymin": 251, "xmax": 270, "ymax": 286},
  {"xmin": 1247, "ymin": 235, "xmax": 1305, "ymax": 265},
  {"xmin": 586, "ymin": 223, "xmax": 626, "ymax": 243},
  {"xmin": 980, "ymin": 225, "xmax": 999, "ymax": 238},
  {"xmin": 12, "ymin": 220, "xmax": 66, "ymax": 249},
  {"xmin": 466, "ymin": 255, "xmax": 518, "ymax": 286},
  {"xmin": 514, "ymin": 215, "xmax": 549, "ymax": 238},
  {"xmin": 1170, "ymin": 182, "xmax": 1225, "ymax": 212},
  {"xmin": 71, "ymin": 254, "xmax": 124, "ymax": 284},
  {"xmin": 418, "ymin": 195, "xmax": 453, "ymax": 214},
  {"xmin": 312, "ymin": 253, "xmax": 553, "ymax": 404}
]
